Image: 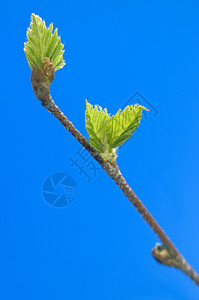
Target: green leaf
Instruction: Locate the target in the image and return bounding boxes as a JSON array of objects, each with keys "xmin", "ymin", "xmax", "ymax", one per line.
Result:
[
  {"xmin": 85, "ymin": 100, "xmax": 148, "ymax": 162},
  {"xmin": 106, "ymin": 104, "xmax": 148, "ymax": 148},
  {"xmin": 85, "ymin": 100, "xmax": 110, "ymax": 154},
  {"xmin": 24, "ymin": 14, "xmax": 65, "ymax": 71}
]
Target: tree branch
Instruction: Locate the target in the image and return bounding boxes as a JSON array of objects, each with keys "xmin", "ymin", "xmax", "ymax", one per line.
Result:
[{"xmin": 30, "ymin": 67, "xmax": 199, "ymax": 286}]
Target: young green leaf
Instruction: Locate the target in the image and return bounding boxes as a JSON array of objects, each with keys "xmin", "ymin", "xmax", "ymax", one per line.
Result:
[
  {"xmin": 85, "ymin": 100, "xmax": 148, "ymax": 162},
  {"xmin": 24, "ymin": 13, "xmax": 65, "ymax": 71},
  {"xmin": 85, "ymin": 100, "xmax": 110, "ymax": 153},
  {"xmin": 106, "ymin": 104, "xmax": 148, "ymax": 148}
]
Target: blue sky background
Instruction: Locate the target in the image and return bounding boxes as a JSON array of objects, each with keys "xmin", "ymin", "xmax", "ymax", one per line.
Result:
[{"xmin": 1, "ymin": 0, "xmax": 199, "ymax": 299}]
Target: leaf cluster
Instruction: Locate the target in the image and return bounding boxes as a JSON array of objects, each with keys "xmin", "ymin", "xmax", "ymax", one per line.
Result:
[
  {"xmin": 24, "ymin": 14, "xmax": 65, "ymax": 71},
  {"xmin": 85, "ymin": 100, "xmax": 148, "ymax": 162}
]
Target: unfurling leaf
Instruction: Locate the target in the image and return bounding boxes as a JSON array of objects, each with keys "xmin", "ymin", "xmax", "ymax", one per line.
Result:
[
  {"xmin": 85, "ymin": 100, "xmax": 148, "ymax": 163},
  {"xmin": 106, "ymin": 104, "xmax": 148, "ymax": 148},
  {"xmin": 24, "ymin": 13, "xmax": 65, "ymax": 71},
  {"xmin": 85, "ymin": 100, "xmax": 110, "ymax": 154}
]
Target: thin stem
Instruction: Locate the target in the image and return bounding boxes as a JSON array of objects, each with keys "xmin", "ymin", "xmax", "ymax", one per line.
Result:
[{"xmin": 34, "ymin": 87, "xmax": 199, "ymax": 286}]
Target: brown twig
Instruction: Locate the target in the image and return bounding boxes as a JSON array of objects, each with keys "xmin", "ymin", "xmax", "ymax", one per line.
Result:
[{"xmin": 30, "ymin": 65, "xmax": 199, "ymax": 286}]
